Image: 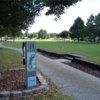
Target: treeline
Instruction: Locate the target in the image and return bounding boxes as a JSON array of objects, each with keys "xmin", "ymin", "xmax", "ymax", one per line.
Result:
[
  {"xmin": 70, "ymin": 13, "xmax": 100, "ymax": 43},
  {"xmin": 1, "ymin": 12, "xmax": 100, "ymax": 43},
  {"xmin": 21, "ymin": 29, "xmax": 58, "ymax": 39},
  {"xmin": 21, "ymin": 13, "xmax": 100, "ymax": 43},
  {"xmin": 0, "ymin": 0, "xmax": 81, "ymax": 42},
  {"xmin": 21, "ymin": 29, "xmax": 70, "ymax": 40}
]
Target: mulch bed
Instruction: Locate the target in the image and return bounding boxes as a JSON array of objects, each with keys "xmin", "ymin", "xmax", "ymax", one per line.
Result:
[
  {"xmin": 63, "ymin": 62, "xmax": 100, "ymax": 78},
  {"xmin": 0, "ymin": 69, "xmax": 40, "ymax": 92}
]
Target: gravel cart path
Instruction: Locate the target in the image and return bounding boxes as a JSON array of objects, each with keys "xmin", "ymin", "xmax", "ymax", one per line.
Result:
[{"xmin": 0, "ymin": 44, "xmax": 100, "ymax": 100}]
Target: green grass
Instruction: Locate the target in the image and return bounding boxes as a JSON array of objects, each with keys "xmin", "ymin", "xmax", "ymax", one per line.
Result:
[
  {"xmin": 3, "ymin": 41, "xmax": 100, "ymax": 64},
  {"xmin": 37, "ymin": 42, "xmax": 100, "ymax": 64},
  {"xmin": 3, "ymin": 42, "xmax": 22, "ymax": 48},
  {"xmin": 0, "ymin": 47, "xmax": 23, "ymax": 69},
  {"xmin": 0, "ymin": 47, "xmax": 72, "ymax": 100}
]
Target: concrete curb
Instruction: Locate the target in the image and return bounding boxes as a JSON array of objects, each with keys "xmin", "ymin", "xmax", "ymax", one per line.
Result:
[{"xmin": 0, "ymin": 68, "xmax": 47, "ymax": 100}]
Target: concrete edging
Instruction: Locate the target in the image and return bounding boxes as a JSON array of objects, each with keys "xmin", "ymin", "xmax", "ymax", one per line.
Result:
[
  {"xmin": 0, "ymin": 68, "xmax": 47, "ymax": 100},
  {"xmin": 72, "ymin": 58, "xmax": 100, "ymax": 71},
  {"xmin": 37, "ymin": 49, "xmax": 100, "ymax": 71}
]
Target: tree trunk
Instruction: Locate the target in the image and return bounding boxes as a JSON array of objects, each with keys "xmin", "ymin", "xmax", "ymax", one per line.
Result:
[
  {"xmin": 77, "ymin": 37, "xmax": 80, "ymax": 42},
  {"xmin": 93, "ymin": 37, "xmax": 95, "ymax": 42},
  {"xmin": 0, "ymin": 33, "xmax": 3, "ymax": 42},
  {"xmin": 97, "ymin": 37, "xmax": 100, "ymax": 43},
  {"xmin": 13, "ymin": 37, "xmax": 15, "ymax": 42},
  {"xmin": 0, "ymin": 37, "xmax": 2, "ymax": 42}
]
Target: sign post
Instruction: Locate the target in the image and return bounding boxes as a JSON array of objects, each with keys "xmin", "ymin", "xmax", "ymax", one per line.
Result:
[{"xmin": 23, "ymin": 42, "xmax": 37, "ymax": 88}]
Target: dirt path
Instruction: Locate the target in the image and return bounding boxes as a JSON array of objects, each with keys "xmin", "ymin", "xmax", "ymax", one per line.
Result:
[{"xmin": 0, "ymin": 44, "xmax": 100, "ymax": 100}]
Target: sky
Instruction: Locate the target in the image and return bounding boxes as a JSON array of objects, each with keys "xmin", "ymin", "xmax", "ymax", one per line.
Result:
[{"xmin": 28, "ymin": 0, "xmax": 100, "ymax": 33}]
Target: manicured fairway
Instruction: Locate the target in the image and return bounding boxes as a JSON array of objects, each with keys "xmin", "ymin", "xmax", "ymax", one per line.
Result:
[
  {"xmin": 38, "ymin": 42, "xmax": 100, "ymax": 64},
  {"xmin": 3, "ymin": 41, "xmax": 100, "ymax": 64}
]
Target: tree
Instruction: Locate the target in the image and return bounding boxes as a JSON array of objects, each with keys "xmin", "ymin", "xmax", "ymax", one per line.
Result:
[
  {"xmin": 37, "ymin": 29, "xmax": 47, "ymax": 39},
  {"xmin": 69, "ymin": 17, "xmax": 85, "ymax": 41},
  {"xmin": 0, "ymin": 0, "xmax": 44, "ymax": 39},
  {"xmin": 24, "ymin": 30, "xmax": 29, "ymax": 38},
  {"xmin": 0, "ymin": 27, "xmax": 4, "ymax": 41},
  {"xmin": 44, "ymin": 0, "xmax": 81, "ymax": 19},
  {"xmin": 94, "ymin": 13, "xmax": 100, "ymax": 43},
  {"xmin": 28, "ymin": 33, "xmax": 38, "ymax": 39},
  {"xmin": 0, "ymin": 0, "xmax": 81, "ymax": 38},
  {"xmin": 49, "ymin": 33, "xmax": 57, "ymax": 38},
  {"xmin": 86, "ymin": 14, "xmax": 96, "ymax": 42},
  {"xmin": 60, "ymin": 30, "xmax": 69, "ymax": 41}
]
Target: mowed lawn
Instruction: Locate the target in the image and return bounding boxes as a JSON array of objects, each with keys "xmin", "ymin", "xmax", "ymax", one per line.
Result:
[
  {"xmin": 0, "ymin": 47, "xmax": 23, "ymax": 69},
  {"xmin": 3, "ymin": 41, "xmax": 100, "ymax": 64}
]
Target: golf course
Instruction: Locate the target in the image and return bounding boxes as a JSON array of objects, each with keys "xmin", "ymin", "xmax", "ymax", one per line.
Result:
[{"xmin": 3, "ymin": 39, "xmax": 100, "ymax": 64}]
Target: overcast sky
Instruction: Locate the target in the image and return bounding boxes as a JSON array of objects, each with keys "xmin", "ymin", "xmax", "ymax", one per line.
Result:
[{"xmin": 28, "ymin": 0, "xmax": 100, "ymax": 33}]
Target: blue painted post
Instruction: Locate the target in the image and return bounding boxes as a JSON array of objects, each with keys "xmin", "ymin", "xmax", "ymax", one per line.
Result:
[{"xmin": 24, "ymin": 42, "xmax": 37, "ymax": 88}]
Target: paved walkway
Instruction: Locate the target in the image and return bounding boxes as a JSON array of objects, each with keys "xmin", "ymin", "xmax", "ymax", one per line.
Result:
[{"xmin": 0, "ymin": 44, "xmax": 100, "ymax": 100}]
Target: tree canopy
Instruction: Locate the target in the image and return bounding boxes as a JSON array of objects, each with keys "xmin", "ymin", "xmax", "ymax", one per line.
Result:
[
  {"xmin": 85, "ymin": 13, "xmax": 100, "ymax": 42},
  {"xmin": 0, "ymin": 0, "xmax": 42, "ymax": 32},
  {"xmin": 94, "ymin": 13, "xmax": 100, "ymax": 42},
  {"xmin": 37, "ymin": 29, "xmax": 47, "ymax": 39},
  {"xmin": 0, "ymin": 0, "xmax": 81, "ymax": 38},
  {"xmin": 86, "ymin": 14, "xmax": 95, "ymax": 41},
  {"xmin": 70, "ymin": 17, "xmax": 84, "ymax": 41},
  {"xmin": 60, "ymin": 30, "xmax": 69, "ymax": 41},
  {"xmin": 44, "ymin": 0, "xmax": 82, "ymax": 17}
]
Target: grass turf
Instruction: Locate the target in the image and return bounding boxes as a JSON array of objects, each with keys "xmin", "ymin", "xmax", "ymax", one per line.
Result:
[
  {"xmin": 3, "ymin": 41, "xmax": 100, "ymax": 64},
  {"xmin": 0, "ymin": 47, "xmax": 23, "ymax": 69}
]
